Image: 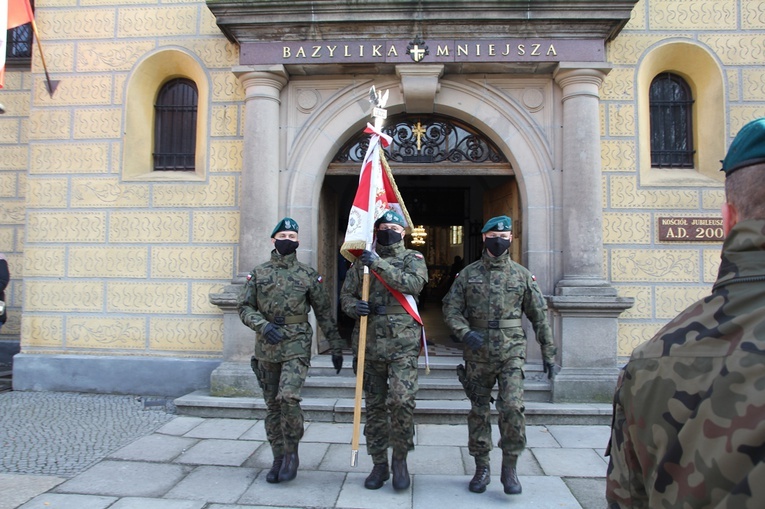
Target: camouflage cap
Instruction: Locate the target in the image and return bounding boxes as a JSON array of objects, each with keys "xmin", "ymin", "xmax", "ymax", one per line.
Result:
[
  {"xmin": 481, "ymin": 215, "xmax": 513, "ymax": 233},
  {"xmin": 270, "ymin": 217, "xmax": 299, "ymax": 237},
  {"xmin": 721, "ymin": 117, "xmax": 765, "ymax": 176},
  {"xmin": 374, "ymin": 209, "xmax": 406, "ymax": 228}
]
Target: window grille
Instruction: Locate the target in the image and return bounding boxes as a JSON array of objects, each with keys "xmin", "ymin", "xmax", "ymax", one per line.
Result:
[
  {"xmin": 649, "ymin": 73, "xmax": 695, "ymax": 168},
  {"xmin": 153, "ymin": 78, "xmax": 198, "ymax": 171}
]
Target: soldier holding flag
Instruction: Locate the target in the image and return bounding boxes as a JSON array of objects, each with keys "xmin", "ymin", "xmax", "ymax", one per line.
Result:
[{"xmin": 340, "ymin": 209, "xmax": 428, "ymax": 490}]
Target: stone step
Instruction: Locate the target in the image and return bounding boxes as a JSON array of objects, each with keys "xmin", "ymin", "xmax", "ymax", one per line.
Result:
[{"xmin": 174, "ymin": 390, "xmax": 611, "ymax": 425}]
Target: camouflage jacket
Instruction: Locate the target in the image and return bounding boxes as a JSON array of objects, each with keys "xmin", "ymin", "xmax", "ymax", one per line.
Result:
[
  {"xmin": 442, "ymin": 250, "xmax": 555, "ymax": 365},
  {"xmin": 238, "ymin": 250, "xmax": 344, "ymax": 362},
  {"xmin": 339, "ymin": 241, "xmax": 428, "ymax": 361},
  {"xmin": 606, "ymin": 219, "xmax": 765, "ymax": 509}
]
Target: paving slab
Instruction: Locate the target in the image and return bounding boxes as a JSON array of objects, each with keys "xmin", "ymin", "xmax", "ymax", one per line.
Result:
[
  {"xmin": 319, "ymin": 443, "xmax": 377, "ymax": 473},
  {"xmin": 182, "ymin": 418, "xmax": 256, "ymax": 439},
  {"xmin": 459, "ymin": 447, "xmax": 544, "ymax": 476},
  {"xmin": 238, "ymin": 419, "xmax": 267, "ymax": 441},
  {"xmin": 155, "ymin": 417, "xmax": 207, "ymax": 437},
  {"xmin": 243, "ymin": 441, "xmax": 329, "ymax": 470},
  {"xmin": 415, "ymin": 423, "xmax": 466, "ymax": 446},
  {"xmin": 108, "ymin": 434, "xmax": 199, "ymax": 462},
  {"xmin": 532, "ymin": 448, "xmax": 609, "ymax": 478},
  {"xmin": 174, "ymin": 439, "xmax": 259, "ymax": 466},
  {"xmin": 563, "ymin": 477, "xmax": 608, "ymax": 509},
  {"xmin": 547, "ymin": 425, "xmax": 611, "ymax": 450},
  {"xmin": 0, "ymin": 473, "xmax": 66, "ymax": 509},
  {"xmin": 238, "ymin": 469, "xmax": 346, "ymax": 507},
  {"xmin": 412, "ymin": 474, "xmax": 583, "ymax": 508},
  {"xmin": 406, "ymin": 445, "xmax": 464, "ymax": 475},
  {"xmin": 336, "ymin": 472, "xmax": 412, "ymax": 509},
  {"xmin": 164, "ymin": 465, "xmax": 258, "ymax": 503},
  {"xmin": 302, "ymin": 422, "xmax": 362, "ymax": 444},
  {"xmin": 17, "ymin": 493, "xmax": 117, "ymax": 509},
  {"xmin": 54, "ymin": 461, "xmax": 190, "ymax": 497},
  {"xmin": 208, "ymin": 505, "xmax": 301, "ymax": 509},
  {"xmin": 527, "ymin": 425, "xmax": 563, "ymax": 448},
  {"xmin": 110, "ymin": 498, "xmax": 206, "ymax": 509}
]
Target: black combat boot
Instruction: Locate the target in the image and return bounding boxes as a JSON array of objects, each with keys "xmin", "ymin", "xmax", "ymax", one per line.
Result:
[
  {"xmin": 364, "ymin": 463, "xmax": 390, "ymax": 490},
  {"xmin": 266, "ymin": 455, "xmax": 283, "ymax": 484},
  {"xmin": 501, "ymin": 456, "xmax": 522, "ymax": 495},
  {"xmin": 391, "ymin": 452, "xmax": 410, "ymax": 490},
  {"xmin": 278, "ymin": 446, "xmax": 299, "ymax": 482},
  {"xmin": 469, "ymin": 463, "xmax": 491, "ymax": 493}
]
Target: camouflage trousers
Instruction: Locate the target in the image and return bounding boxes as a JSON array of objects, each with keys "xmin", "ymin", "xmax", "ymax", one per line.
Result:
[
  {"xmin": 257, "ymin": 357, "xmax": 310, "ymax": 457},
  {"xmin": 465, "ymin": 358, "xmax": 525, "ymax": 463},
  {"xmin": 363, "ymin": 355, "xmax": 419, "ymax": 463}
]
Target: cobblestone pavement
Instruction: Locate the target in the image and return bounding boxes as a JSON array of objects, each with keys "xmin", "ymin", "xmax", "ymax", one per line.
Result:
[{"xmin": 0, "ymin": 392, "xmax": 175, "ymax": 478}]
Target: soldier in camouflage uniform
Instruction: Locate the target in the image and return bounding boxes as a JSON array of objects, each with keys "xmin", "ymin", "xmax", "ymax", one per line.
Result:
[
  {"xmin": 442, "ymin": 215, "xmax": 557, "ymax": 495},
  {"xmin": 606, "ymin": 118, "xmax": 765, "ymax": 508},
  {"xmin": 340, "ymin": 210, "xmax": 428, "ymax": 491},
  {"xmin": 238, "ymin": 217, "xmax": 345, "ymax": 484}
]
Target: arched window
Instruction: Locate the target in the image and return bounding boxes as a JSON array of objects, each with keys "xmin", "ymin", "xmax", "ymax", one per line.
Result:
[
  {"xmin": 153, "ymin": 78, "xmax": 198, "ymax": 171},
  {"xmin": 649, "ymin": 73, "xmax": 694, "ymax": 168}
]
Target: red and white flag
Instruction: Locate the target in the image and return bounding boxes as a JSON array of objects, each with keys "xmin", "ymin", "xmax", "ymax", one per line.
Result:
[
  {"xmin": 1, "ymin": 0, "xmax": 34, "ymax": 89},
  {"xmin": 340, "ymin": 123, "xmax": 413, "ymax": 262}
]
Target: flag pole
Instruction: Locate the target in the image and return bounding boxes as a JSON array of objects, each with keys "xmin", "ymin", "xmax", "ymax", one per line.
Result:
[
  {"xmin": 350, "ymin": 86, "xmax": 388, "ymax": 467},
  {"xmin": 23, "ymin": 1, "xmax": 59, "ymax": 98}
]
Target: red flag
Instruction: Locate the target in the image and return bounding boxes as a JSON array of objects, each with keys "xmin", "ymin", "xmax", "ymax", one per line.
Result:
[
  {"xmin": 340, "ymin": 123, "xmax": 413, "ymax": 262},
  {"xmin": 1, "ymin": 0, "xmax": 34, "ymax": 89}
]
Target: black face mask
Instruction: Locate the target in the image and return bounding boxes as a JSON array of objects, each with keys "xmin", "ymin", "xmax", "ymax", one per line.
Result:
[
  {"xmin": 274, "ymin": 239, "xmax": 299, "ymax": 256},
  {"xmin": 485, "ymin": 237, "xmax": 511, "ymax": 257},
  {"xmin": 376, "ymin": 229, "xmax": 402, "ymax": 246}
]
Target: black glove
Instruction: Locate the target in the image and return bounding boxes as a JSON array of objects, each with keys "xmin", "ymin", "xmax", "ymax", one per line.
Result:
[
  {"xmin": 463, "ymin": 330, "xmax": 484, "ymax": 351},
  {"xmin": 355, "ymin": 300, "xmax": 370, "ymax": 316},
  {"xmin": 332, "ymin": 354, "xmax": 343, "ymax": 374},
  {"xmin": 543, "ymin": 360, "xmax": 558, "ymax": 380},
  {"xmin": 360, "ymin": 250, "xmax": 379, "ymax": 267},
  {"xmin": 352, "ymin": 356, "xmax": 358, "ymax": 375},
  {"xmin": 262, "ymin": 322, "xmax": 284, "ymax": 345}
]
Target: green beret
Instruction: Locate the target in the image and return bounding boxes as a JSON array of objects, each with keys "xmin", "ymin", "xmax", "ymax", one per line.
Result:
[
  {"xmin": 721, "ymin": 117, "xmax": 765, "ymax": 176},
  {"xmin": 375, "ymin": 210, "xmax": 406, "ymax": 228},
  {"xmin": 481, "ymin": 215, "xmax": 512, "ymax": 233},
  {"xmin": 271, "ymin": 217, "xmax": 299, "ymax": 237}
]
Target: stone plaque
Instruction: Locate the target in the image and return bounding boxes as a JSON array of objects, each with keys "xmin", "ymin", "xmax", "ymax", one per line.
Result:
[{"xmin": 658, "ymin": 217, "xmax": 724, "ymax": 242}]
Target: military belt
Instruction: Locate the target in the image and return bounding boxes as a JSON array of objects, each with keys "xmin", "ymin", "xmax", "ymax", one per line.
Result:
[
  {"xmin": 270, "ymin": 314, "xmax": 308, "ymax": 325},
  {"xmin": 371, "ymin": 304, "xmax": 407, "ymax": 315},
  {"xmin": 470, "ymin": 319, "xmax": 522, "ymax": 329}
]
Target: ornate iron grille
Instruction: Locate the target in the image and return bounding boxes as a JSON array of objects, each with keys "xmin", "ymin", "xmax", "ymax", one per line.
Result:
[
  {"xmin": 649, "ymin": 73, "xmax": 695, "ymax": 168},
  {"xmin": 333, "ymin": 115, "xmax": 507, "ymax": 164},
  {"xmin": 153, "ymin": 78, "xmax": 198, "ymax": 171},
  {"xmin": 6, "ymin": 24, "xmax": 33, "ymax": 59}
]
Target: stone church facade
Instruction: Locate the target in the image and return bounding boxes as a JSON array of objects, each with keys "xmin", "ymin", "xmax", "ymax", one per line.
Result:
[{"xmin": 1, "ymin": 0, "xmax": 764, "ymax": 402}]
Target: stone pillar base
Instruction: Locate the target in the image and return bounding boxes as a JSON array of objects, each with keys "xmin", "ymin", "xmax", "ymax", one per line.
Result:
[
  {"xmin": 552, "ymin": 367, "xmax": 620, "ymax": 403},
  {"xmin": 210, "ymin": 361, "xmax": 262, "ymax": 397}
]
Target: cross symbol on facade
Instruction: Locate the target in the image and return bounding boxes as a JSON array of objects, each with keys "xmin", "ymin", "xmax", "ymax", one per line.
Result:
[
  {"xmin": 413, "ymin": 121, "xmax": 426, "ymax": 151},
  {"xmin": 410, "ymin": 45, "xmax": 425, "ymax": 62}
]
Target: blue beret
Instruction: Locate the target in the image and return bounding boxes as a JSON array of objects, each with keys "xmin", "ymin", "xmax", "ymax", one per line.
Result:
[
  {"xmin": 481, "ymin": 215, "xmax": 513, "ymax": 233},
  {"xmin": 721, "ymin": 117, "xmax": 765, "ymax": 176},
  {"xmin": 375, "ymin": 210, "xmax": 406, "ymax": 227},
  {"xmin": 271, "ymin": 217, "xmax": 299, "ymax": 237}
]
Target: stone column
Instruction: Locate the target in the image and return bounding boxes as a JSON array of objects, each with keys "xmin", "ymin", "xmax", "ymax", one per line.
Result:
[
  {"xmin": 549, "ymin": 64, "xmax": 633, "ymax": 402},
  {"xmin": 208, "ymin": 66, "xmax": 288, "ymax": 397}
]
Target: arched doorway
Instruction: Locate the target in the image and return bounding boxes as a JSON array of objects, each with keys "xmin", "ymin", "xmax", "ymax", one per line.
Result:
[{"xmin": 317, "ymin": 114, "xmax": 518, "ymax": 352}]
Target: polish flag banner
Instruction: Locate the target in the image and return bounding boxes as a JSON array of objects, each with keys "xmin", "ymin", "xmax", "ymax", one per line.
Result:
[
  {"xmin": 340, "ymin": 123, "xmax": 413, "ymax": 263},
  {"xmin": 1, "ymin": 0, "xmax": 34, "ymax": 88}
]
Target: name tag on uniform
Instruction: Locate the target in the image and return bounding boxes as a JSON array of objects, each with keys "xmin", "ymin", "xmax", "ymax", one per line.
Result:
[
  {"xmin": 468, "ymin": 276, "xmax": 483, "ymax": 284},
  {"xmin": 293, "ymin": 281, "xmax": 307, "ymax": 291}
]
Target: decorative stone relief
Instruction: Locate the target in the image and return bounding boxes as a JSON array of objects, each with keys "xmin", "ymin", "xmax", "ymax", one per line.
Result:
[
  {"xmin": 33, "ymin": 75, "xmax": 112, "ymax": 106},
  {"xmin": 211, "ymin": 72, "xmax": 245, "ymax": 102},
  {"xmin": 74, "ymin": 109, "xmax": 122, "ymax": 139},
  {"xmin": 26, "ymin": 178, "xmax": 68, "ymax": 208},
  {"xmin": 30, "ymin": 143, "xmax": 109, "ymax": 173},
  {"xmin": 0, "ymin": 146, "xmax": 27, "ymax": 169},
  {"xmin": 743, "ymin": 69, "xmax": 765, "ymax": 100},
  {"xmin": 107, "ymin": 282, "xmax": 187, "ymax": 314},
  {"xmin": 108, "ymin": 211, "xmax": 190, "ymax": 243},
  {"xmin": 618, "ymin": 323, "xmax": 662, "ymax": 357},
  {"xmin": 609, "ymin": 176, "xmax": 698, "ymax": 209},
  {"xmin": 27, "ymin": 110, "xmax": 71, "ymax": 140},
  {"xmin": 702, "ymin": 189, "xmax": 725, "ymax": 211},
  {"xmin": 191, "ymin": 283, "xmax": 225, "ymax": 314},
  {"xmin": 21, "ymin": 316, "xmax": 63, "ymax": 347},
  {"xmin": 624, "ymin": 0, "xmax": 646, "ymax": 30},
  {"xmin": 152, "ymin": 176, "xmax": 236, "ymax": 207},
  {"xmin": 701, "ymin": 34, "xmax": 765, "ymax": 65},
  {"xmin": 650, "ymin": 1, "xmax": 736, "ymax": 30},
  {"xmin": 601, "ymin": 140, "xmax": 636, "ymax": 171},
  {"xmin": 67, "ymin": 317, "xmax": 145, "ymax": 349},
  {"xmin": 655, "ymin": 286, "xmax": 711, "ymax": 319},
  {"xmin": 23, "ymin": 247, "xmax": 65, "ymax": 277},
  {"xmin": 118, "ymin": 7, "xmax": 197, "ymax": 38},
  {"xmin": 612, "ymin": 285, "xmax": 652, "ymax": 319},
  {"xmin": 78, "ymin": 41, "xmax": 155, "ymax": 72},
  {"xmin": 72, "ymin": 178, "xmax": 150, "ymax": 208},
  {"xmin": 149, "ymin": 318, "xmax": 223, "ymax": 352},
  {"xmin": 731, "ymin": 106, "xmax": 765, "ymax": 135},
  {"xmin": 607, "ymin": 34, "xmax": 691, "ymax": 65},
  {"xmin": 727, "ymin": 69, "xmax": 740, "ymax": 102},
  {"xmin": 166, "ymin": 39, "xmax": 239, "ymax": 69},
  {"xmin": 211, "ymin": 105, "xmax": 239, "ymax": 137},
  {"xmin": 703, "ymin": 249, "xmax": 721, "ymax": 283},
  {"xmin": 192, "ymin": 211, "xmax": 239, "ymax": 242},
  {"xmin": 601, "ymin": 68, "xmax": 634, "ymax": 100},
  {"xmin": 742, "ymin": 0, "xmax": 765, "ymax": 29},
  {"xmin": 37, "ymin": 9, "xmax": 115, "ymax": 40},
  {"xmin": 603, "ymin": 213, "xmax": 651, "ymax": 244},
  {"xmin": 25, "ymin": 281, "xmax": 103, "ymax": 311},
  {"xmin": 607, "ymin": 104, "xmax": 635, "ymax": 137},
  {"xmin": 0, "ymin": 204, "xmax": 25, "ymax": 224},
  {"xmin": 27, "ymin": 212, "xmax": 106, "ymax": 242},
  {"xmin": 611, "ymin": 248, "xmax": 699, "ymax": 282},
  {"xmin": 31, "ymin": 43, "xmax": 74, "ymax": 73},
  {"xmin": 209, "ymin": 140, "xmax": 243, "ymax": 172},
  {"xmin": 69, "ymin": 246, "xmax": 147, "ymax": 278},
  {"xmin": 150, "ymin": 247, "xmax": 234, "ymax": 279}
]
